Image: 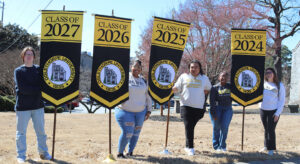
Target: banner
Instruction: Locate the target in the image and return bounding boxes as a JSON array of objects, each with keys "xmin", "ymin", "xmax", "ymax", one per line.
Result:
[
  {"xmin": 230, "ymin": 29, "xmax": 266, "ymax": 107},
  {"xmin": 90, "ymin": 15, "xmax": 131, "ymax": 109},
  {"xmin": 40, "ymin": 10, "xmax": 83, "ymax": 107},
  {"xmin": 148, "ymin": 17, "xmax": 190, "ymax": 104}
]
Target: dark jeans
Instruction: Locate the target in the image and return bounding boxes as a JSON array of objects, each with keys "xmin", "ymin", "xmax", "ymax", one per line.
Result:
[
  {"xmin": 260, "ymin": 109, "xmax": 279, "ymax": 150},
  {"xmin": 181, "ymin": 106, "xmax": 205, "ymax": 148}
]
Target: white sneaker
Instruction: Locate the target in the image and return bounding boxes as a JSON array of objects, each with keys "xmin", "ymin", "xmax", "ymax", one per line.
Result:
[
  {"xmin": 216, "ymin": 148, "xmax": 222, "ymax": 152},
  {"xmin": 17, "ymin": 158, "xmax": 25, "ymax": 163},
  {"xmin": 221, "ymin": 148, "xmax": 227, "ymax": 152},
  {"xmin": 268, "ymin": 150, "xmax": 274, "ymax": 156},
  {"xmin": 40, "ymin": 153, "xmax": 52, "ymax": 160},
  {"xmin": 259, "ymin": 147, "xmax": 267, "ymax": 152},
  {"xmin": 184, "ymin": 148, "xmax": 195, "ymax": 156}
]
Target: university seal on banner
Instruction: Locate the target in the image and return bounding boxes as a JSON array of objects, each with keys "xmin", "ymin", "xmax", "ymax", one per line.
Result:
[
  {"xmin": 151, "ymin": 60, "xmax": 177, "ymax": 90},
  {"xmin": 234, "ymin": 66, "xmax": 260, "ymax": 94},
  {"xmin": 96, "ymin": 60, "xmax": 125, "ymax": 92},
  {"xmin": 43, "ymin": 55, "xmax": 75, "ymax": 89}
]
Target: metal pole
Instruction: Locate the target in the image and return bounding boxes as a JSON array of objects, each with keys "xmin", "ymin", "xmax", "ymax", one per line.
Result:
[
  {"xmin": 160, "ymin": 105, "xmax": 163, "ymax": 116},
  {"xmin": 164, "ymin": 101, "xmax": 170, "ymax": 149},
  {"xmin": 1, "ymin": 1, "xmax": 4, "ymax": 25},
  {"xmin": 109, "ymin": 109, "xmax": 112, "ymax": 154},
  {"xmin": 51, "ymin": 107, "xmax": 57, "ymax": 160},
  {"xmin": 241, "ymin": 106, "xmax": 245, "ymax": 151}
]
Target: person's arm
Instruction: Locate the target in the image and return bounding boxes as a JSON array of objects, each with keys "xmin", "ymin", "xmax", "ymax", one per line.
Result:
[
  {"xmin": 172, "ymin": 75, "xmax": 183, "ymax": 93},
  {"xmin": 275, "ymin": 83, "xmax": 286, "ymax": 117},
  {"xmin": 14, "ymin": 68, "xmax": 41, "ymax": 95},
  {"xmin": 145, "ymin": 83, "xmax": 153, "ymax": 121},
  {"xmin": 209, "ymin": 86, "xmax": 217, "ymax": 119},
  {"xmin": 204, "ymin": 75, "xmax": 212, "ymax": 95}
]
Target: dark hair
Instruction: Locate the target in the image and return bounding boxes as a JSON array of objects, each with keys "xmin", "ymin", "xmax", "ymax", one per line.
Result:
[
  {"xmin": 20, "ymin": 46, "xmax": 35, "ymax": 62},
  {"xmin": 188, "ymin": 60, "xmax": 204, "ymax": 75},
  {"xmin": 219, "ymin": 71, "xmax": 228, "ymax": 78},
  {"xmin": 134, "ymin": 59, "xmax": 142, "ymax": 66},
  {"xmin": 265, "ymin": 67, "xmax": 280, "ymax": 94}
]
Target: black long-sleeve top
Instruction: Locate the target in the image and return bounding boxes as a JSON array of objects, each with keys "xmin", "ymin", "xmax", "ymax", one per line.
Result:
[
  {"xmin": 209, "ymin": 83, "xmax": 232, "ymax": 117},
  {"xmin": 14, "ymin": 65, "xmax": 44, "ymax": 111}
]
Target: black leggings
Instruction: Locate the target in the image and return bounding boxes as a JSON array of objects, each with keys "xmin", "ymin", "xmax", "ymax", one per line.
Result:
[
  {"xmin": 260, "ymin": 109, "xmax": 279, "ymax": 150},
  {"xmin": 181, "ymin": 106, "xmax": 205, "ymax": 148}
]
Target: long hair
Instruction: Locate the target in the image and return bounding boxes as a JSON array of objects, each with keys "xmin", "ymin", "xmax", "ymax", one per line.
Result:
[
  {"xmin": 20, "ymin": 46, "xmax": 36, "ymax": 62},
  {"xmin": 265, "ymin": 67, "xmax": 280, "ymax": 92},
  {"xmin": 188, "ymin": 60, "xmax": 204, "ymax": 75}
]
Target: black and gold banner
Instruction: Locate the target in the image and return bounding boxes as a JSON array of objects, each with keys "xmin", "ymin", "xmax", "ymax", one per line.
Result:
[
  {"xmin": 40, "ymin": 10, "xmax": 83, "ymax": 107},
  {"xmin": 90, "ymin": 15, "xmax": 131, "ymax": 109},
  {"xmin": 230, "ymin": 29, "xmax": 266, "ymax": 107},
  {"xmin": 148, "ymin": 17, "xmax": 190, "ymax": 104}
]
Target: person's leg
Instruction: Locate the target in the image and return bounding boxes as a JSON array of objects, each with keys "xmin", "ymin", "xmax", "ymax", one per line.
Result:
[
  {"xmin": 31, "ymin": 108, "xmax": 50, "ymax": 157},
  {"xmin": 128, "ymin": 108, "xmax": 147, "ymax": 153},
  {"xmin": 115, "ymin": 108, "xmax": 135, "ymax": 154},
  {"xmin": 16, "ymin": 110, "xmax": 31, "ymax": 160},
  {"xmin": 182, "ymin": 106, "xmax": 195, "ymax": 148},
  {"xmin": 266, "ymin": 110, "xmax": 278, "ymax": 150},
  {"xmin": 209, "ymin": 106, "xmax": 221, "ymax": 150},
  {"xmin": 219, "ymin": 106, "xmax": 233, "ymax": 150},
  {"xmin": 260, "ymin": 109, "xmax": 268, "ymax": 148}
]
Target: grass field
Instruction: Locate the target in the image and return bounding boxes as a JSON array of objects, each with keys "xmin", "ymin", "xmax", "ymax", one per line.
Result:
[{"xmin": 0, "ymin": 107, "xmax": 299, "ymax": 164}]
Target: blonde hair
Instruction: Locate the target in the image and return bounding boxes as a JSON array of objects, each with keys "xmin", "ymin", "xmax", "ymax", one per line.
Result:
[{"xmin": 20, "ymin": 46, "xmax": 35, "ymax": 62}]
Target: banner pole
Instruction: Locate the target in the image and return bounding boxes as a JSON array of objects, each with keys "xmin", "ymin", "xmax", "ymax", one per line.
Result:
[
  {"xmin": 109, "ymin": 108, "xmax": 112, "ymax": 154},
  {"xmin": 165, "ymin": 101, "xmax": 170, "ymax": 148},
  {"xmin": 241, "ymin": 106, "xmax": 245, "ymax": 151},
  {"xmin": 160, "ymin": 105, "xmax": 163, "ymax": 116},
  {"xmin": 103, "ymin": 109, "xmax": 116, "ymax": 163},
  {"xmin": 160, "ymin": 101, "xmax": 171, "ymax": 155},
  {"xmin": 51, "ymin": 107, "xmax": 57, "ymax": 160}
]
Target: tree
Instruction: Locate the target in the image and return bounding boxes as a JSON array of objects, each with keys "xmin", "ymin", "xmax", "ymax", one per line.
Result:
[
  {"xmin": 245, "ymin": 0, "xmax": 300, "ymax": 80},
  {"xmin": 0, "ymin": 23, "xmax": 39, "ymax": 53},
  {"xmin": 137, "ymin": 0, "xmax": 267, "ymax": 84}
]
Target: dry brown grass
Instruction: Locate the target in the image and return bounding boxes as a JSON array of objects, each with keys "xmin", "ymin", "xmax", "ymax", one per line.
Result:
[{"xmin": 0, "ymin": 107, "xmax": 299, "ymax": 164}]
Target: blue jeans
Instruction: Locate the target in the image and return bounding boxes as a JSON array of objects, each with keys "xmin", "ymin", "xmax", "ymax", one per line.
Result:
[
  {"xmin": 16, "ymin": 108, "xmax": 49, "ymax": 160},
  {"xmin": 115, "ymin": 108, "xmax": 147, "ymax": 153},
  {"xmin": 209, "ymin": 106, "xmax": 233, "ymax": 150}
]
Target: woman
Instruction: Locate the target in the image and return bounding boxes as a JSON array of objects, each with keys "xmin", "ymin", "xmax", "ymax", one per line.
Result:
[
  {"xmin": 259, "ymin": 67, "xmax": 285, "ymax": 155},
  {"xmin": 14, "ymin": 47, "xmax": 51, "ymax": 163},
  {"xmin": 209, "ymin": 71, "xmax": 232, "ymax": 152},
  {"xmin": 173, "ymin": 60, "xmax": 212, "ymax": 156},
  {"xmin": 115, "ymin": 60, "xmax": 152, "ymax": 158}
]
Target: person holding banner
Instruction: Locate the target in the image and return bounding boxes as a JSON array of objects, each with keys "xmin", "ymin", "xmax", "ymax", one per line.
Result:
[
  {"xmin": 259, "ymin": 67, "xmax": 285, "ymax": 155},
  {"xmin": 172, "ymin": 60, "xmax": 212, "ymax": 156},
  {"xmin": 115, "ymin": 60, "xmax": 152, "ymax": 158},
  {"xmin": 209, "ymin": 71, "xmax": 232, "ymax": 152},
  {"xmin": 14, "ymin": 47, "xmax": 52, "ymax": 163}
]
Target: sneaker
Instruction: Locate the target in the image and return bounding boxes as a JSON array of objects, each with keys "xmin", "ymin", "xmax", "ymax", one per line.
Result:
[
  {"xmin": 221, "ymin": 148, "xmax": 227, "ymax": 152},
  {"xmin": 40, "ymin": 153, "xmax": 52, "ymax": 160},
  {"xmin": 259, "ymin": 147, "xmax": 267, "ymax": 152},
  {"xmin": 184, "ymin": 148, "xmax": 195, "ymax": 156},
  {"xmin": 216, "ymin": 148, "xmax": 222, "ymax": 152},
  {"xmin": 268, "ymin": 150, "xmax": 274, "ymax": 156},
  {"xmin": 117, "ymin": 153, "xmax": 126, "ymax": 158},
  {"xmin": 126, "ymin": 152, "xmax": 133, "ymax": 157},
  {"xmin": 17, "ymin": 158, "xmax": 25, "ymax": 163}
]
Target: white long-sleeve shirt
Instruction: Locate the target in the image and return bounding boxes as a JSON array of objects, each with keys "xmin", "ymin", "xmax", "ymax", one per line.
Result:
[
  {"xmin": 174, "ymin": 73, "xmax": 212, "ymax": 109},
  {"xmin": 260, "ymin": 82, "xmax": 285, "ymax": 116},
  {"xmin": 118, "ymin": 73, "xmax": 152, "ymax": 113}
]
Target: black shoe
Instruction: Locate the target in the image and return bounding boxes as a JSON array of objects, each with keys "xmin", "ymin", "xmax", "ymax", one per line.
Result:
[
  {"xmin": 117, "ymin": 153, "xmax": 126, "ymax": 158},
  {"xmin": 126, "ymin": 152, "xmax": 133, "ymax": 156}
]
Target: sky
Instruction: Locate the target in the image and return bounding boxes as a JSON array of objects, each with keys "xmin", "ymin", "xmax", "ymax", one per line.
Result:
[{"xmin": 2, "ymin": 0, "xmax": 300, "ymax": 57}]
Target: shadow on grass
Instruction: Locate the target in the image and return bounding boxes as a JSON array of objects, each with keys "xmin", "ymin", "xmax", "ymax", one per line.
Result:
[
  {"xmin": 131, "ymin": 155, "xmax": 198, "ymax": 164},
  {"xmin": 27, "ymin": 158, "xmax": 71, "ymax": 164},
  {"xmin": 199, "ymin": 150, "xmax": 300, "ymax": 163},
  {"xmin": 149, "ymin": 115, "xmax": 182, "ymax": 122}
]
